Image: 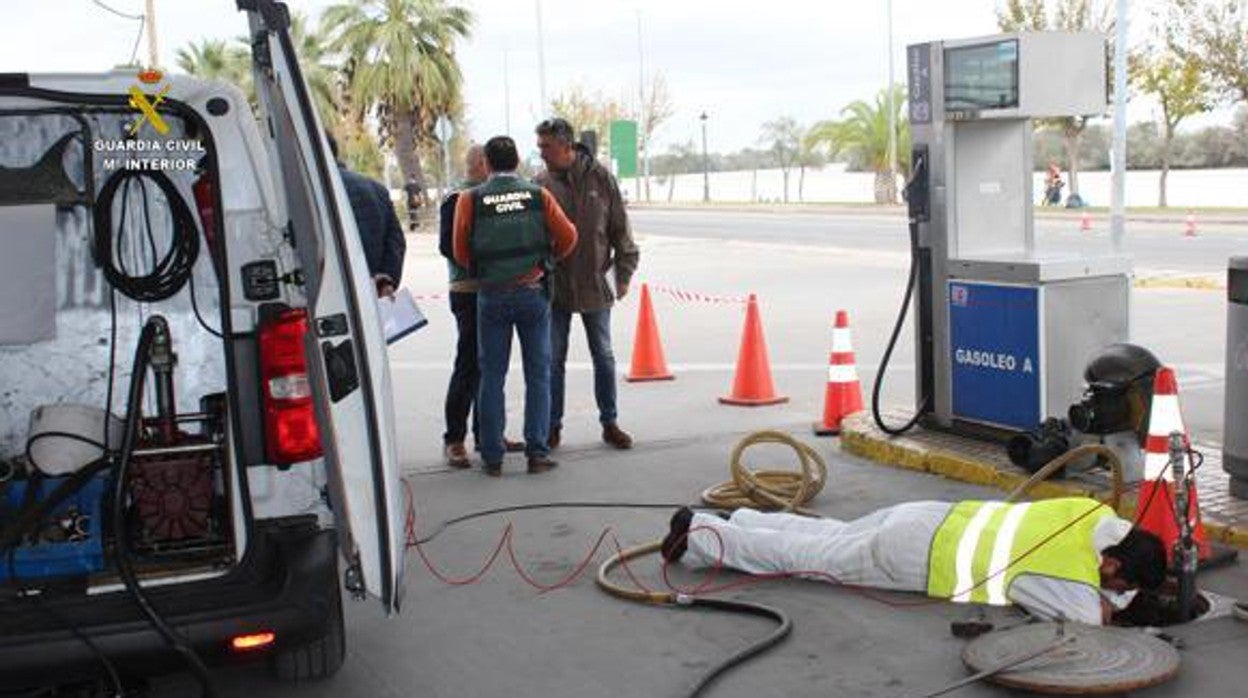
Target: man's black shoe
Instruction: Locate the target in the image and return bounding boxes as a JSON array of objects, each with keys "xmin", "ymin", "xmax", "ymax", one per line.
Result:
[
  {"xmin": 661, "ymin": 507, "xmax": 694, "ymax": 563},
  {"xmin": 483, "ymin": 463, "xmax": 502, "ymax": 477},
  {"xmin": 527, "ymin": 456, "xmax": 558, "ymax": 474}
]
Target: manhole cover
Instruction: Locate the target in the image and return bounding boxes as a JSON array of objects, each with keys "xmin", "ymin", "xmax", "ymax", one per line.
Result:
[{"xmin": 962, "ymin": 622, "xmax": 1180, "ymax": 694}]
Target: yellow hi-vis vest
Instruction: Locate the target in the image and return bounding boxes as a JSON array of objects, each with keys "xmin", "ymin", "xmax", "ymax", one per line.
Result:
[{"xmin": 927, "ymin": 498, "xmax": 1116, "ymax": 606}]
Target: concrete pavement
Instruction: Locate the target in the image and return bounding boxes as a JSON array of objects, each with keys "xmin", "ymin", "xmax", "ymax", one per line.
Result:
[{"xmin": 197, "ymin": 230, "xmax": 1248, "ymax": 697}]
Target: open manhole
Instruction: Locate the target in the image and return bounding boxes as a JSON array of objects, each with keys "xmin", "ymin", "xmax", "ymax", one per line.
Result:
[{"xmin": 1113, "ymin": 587, "xmax": 1237, "ymax": 627}]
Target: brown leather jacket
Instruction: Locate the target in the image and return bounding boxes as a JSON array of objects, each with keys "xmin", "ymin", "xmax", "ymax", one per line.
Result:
[{"xmin": 534, "ymin": 145, "xmax": 640, "ymax": 313}]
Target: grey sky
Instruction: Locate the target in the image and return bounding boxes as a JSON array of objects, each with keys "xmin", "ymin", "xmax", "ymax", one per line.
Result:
[{"xmin": 0, "ymin": 0, "xmax": 1205, "ymax": 154}]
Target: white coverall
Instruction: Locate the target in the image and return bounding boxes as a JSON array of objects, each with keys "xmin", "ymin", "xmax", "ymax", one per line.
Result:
[{"xmin": 684, "ymin": 502, "xmax": 1136, "ymax": 625}]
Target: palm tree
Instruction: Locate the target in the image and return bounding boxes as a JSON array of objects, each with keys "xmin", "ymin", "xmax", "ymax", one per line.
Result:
[
  {"xmin": 323, "ymin": 0, "xmax": 473, "ymax": 215},
  {"xmin": 175, "ymin": 39, "xmax": 251, "ymax": 92},
  {"xmin": 175, "ymin": 14, "xmax": 334, "ymax": 123},
  {"xmin": 289, "ymin": 12, "xmax": 338, "ymax": 126},
  {"xmin": 807, "ymin": 86, "xmax": 909, "ymax": 203}
]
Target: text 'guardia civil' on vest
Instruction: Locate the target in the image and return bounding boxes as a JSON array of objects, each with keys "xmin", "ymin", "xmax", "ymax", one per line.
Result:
[{"xmin": 482, "ymin": 190, "xmax": 534, "ymax": 214}]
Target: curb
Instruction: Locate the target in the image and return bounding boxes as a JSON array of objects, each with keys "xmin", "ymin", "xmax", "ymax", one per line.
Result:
[
  {"xmin": 631, "ymin": 203, "xmax": 1248, "ymax": 226},
  {"xmin": 840, "ymin": 412, "xmax": 1248, "ymax": 550}
]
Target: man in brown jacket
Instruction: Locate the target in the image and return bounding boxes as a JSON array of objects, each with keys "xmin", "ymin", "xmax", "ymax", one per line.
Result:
[{"xmin": 534, "ymin": 118, "xmax": 640, "ymax": 450}]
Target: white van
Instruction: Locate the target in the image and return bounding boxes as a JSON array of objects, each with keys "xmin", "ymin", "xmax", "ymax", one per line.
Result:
[{"xmin": 0, "ymin": 0, "xmax": 403, "ymax": 689}]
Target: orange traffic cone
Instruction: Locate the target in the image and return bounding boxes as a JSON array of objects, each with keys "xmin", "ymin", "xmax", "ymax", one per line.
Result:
[
  {"xmin": 719, "ymin": 294, "xmax": 788, "ymax": 406},
  {"xmin": 1183, "ymin": 212, "xmax": 1198, "ymax": 238},
  {"xmin": 1079, "ymin": 211, "xmax": 1093, "ymax": 232},
  {"xmin": 813, "ymin": 310, "xmax": 864, "ymax": 436},
  {"xmin": 1136, "ymin": 366, "xmax": 1210, "ymax": 563},
  {"xmin": 626, "ymin": 283, "xmax": 674, "ymax": 382}
]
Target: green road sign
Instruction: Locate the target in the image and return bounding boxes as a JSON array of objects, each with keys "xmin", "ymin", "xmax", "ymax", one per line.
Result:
[{"xmin": 609, "ymin": 119, "xmax": 638, "ymax": 178}]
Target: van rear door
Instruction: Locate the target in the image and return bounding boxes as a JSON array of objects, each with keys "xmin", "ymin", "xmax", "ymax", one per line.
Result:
[{"xmin": 240, "ymin": 0, "xmax": 404, "ymax": 614}]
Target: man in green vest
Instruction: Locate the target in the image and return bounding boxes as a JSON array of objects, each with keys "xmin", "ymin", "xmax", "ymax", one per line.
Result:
[
  {"xmin": 438, "ymin": 144, "xmax": 523, "ymax": 468},
  {"xmin": 453, "ymin": 136, "xmax": 578, "ymax": 476},
  {"xmin": 660, "ymin": 497, "xmax": 1165, "ymax": 625}
]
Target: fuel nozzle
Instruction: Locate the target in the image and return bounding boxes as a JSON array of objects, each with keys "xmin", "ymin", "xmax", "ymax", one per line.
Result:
[
  {"xmin": 148, "ymin": 316, "xmax": 179, "ymax": 444},
  {"xmin": 1169, "ymin": 431, "xmax": 1198, "ymax": 623}
]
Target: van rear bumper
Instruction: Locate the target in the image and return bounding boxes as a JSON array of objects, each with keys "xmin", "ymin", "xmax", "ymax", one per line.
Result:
[{"xmin": 0, "ymin": 517, "xmax": 339, "ymax": 687}]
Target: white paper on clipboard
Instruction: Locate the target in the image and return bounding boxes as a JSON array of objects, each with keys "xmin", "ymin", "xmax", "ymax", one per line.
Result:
[{"xmin": 377, "ymin": 288, "xmax": 428, "ymax": 344}]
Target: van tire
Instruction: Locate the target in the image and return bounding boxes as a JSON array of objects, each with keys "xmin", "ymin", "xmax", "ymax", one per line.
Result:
[{"xmin": 272, "ymin": 583, "xmax": 346, "ymax": 682}]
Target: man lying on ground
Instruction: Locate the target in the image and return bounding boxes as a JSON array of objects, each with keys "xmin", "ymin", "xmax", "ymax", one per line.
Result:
[{"xmin": 661, "ymin": 497, "xmax": 1166, "ymax": 625}]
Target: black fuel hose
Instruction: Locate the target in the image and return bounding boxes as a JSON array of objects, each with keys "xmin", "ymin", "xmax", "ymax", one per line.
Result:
[
  {"xmin": 685, "ymin": 597, "xmax": 792, "ymax": 698},
  {"xmin": 872, "ymin": 152, "xmax": 933, "ymax": 436},
  {"xmin": 871, "ymin": 218, "xmax": 930, "ymax": 436},
  {"xmin": 112, "ymin": 320, "xmax": 216, "ymax": 698}
]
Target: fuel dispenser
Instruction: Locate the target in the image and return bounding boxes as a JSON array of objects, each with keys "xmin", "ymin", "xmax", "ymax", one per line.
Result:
[{"xmin": 902, "ymin": 32, "xmax": 1132, "ymax": 439}]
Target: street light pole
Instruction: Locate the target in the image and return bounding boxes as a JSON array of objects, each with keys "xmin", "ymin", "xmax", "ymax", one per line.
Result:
[
  {"xmin": 700, "ymin": 112, "xmax": 710, "ymax": 203},
  {"xmin": 1111, "ymin": 0, "xmax": 1128, "ymax": 255},
  {"xmin": 535, "ymin": 0, "xmax": 548, "ymax": 114},
  {"xmin": 886, "ymin": 0, "xmax": 896, "ymax": 202},
  {"xmin": 145, "ymin": 0, "xmax": 159, "ymax": 68},
  {"xmin": 503, "ymin": 47, "xmax": 511, "ymax": 135},
  {"xmin": 637, "ymin": 9, "xmax": 648, "ymax": 202}
]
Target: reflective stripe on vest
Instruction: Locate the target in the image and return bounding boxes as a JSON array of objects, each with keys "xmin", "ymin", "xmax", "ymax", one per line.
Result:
[
  {"xmin": 927, "ymin": 498, "xmax": 1114, "ymax": 606},
  {"xmin": 469, "ymin": 177, "xmax": 549, "ymax": 284}
]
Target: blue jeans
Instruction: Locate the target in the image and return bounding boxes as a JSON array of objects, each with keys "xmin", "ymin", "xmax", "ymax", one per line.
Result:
[
  {"xmin": 477, "ymin": 287, "xmax": 552, "ymax": 465},
  {"xmin": 550, "ymin": 307, "xmax": 617, "ymax": 430}
]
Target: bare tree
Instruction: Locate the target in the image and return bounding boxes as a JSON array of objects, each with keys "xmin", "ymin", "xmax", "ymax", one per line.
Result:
[
  {"xmin": 1171, "ymin": 1, "xmax": 1248, "ymax": 104},
  {"xmin": 997, "ymin": 0, "xmax": 1113, "ymax": 202},
  {"xmin": 635, "ymin": 73, "xmax": 675, "ymax": 201},
  {"xmin": 759, "ymin": 117, "xmax": 802, "ymax": 203},
  {"xmin": 1129, "ymin": 33, "xmax": 1213, "ymax": 206},
  {"xmin": 549, "ymin": 86, "xmax": 625, "ymax": 159}
]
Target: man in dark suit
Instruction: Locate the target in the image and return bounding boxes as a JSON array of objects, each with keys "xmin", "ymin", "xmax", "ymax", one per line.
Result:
[{"xmin": 327, "ymin": 132, "xmax": 406, "ymax": 297}]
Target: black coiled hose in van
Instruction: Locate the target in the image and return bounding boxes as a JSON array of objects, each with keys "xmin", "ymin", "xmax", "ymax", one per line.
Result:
[{"xmin": 92, "ymin": 170, "xmax": 199, "ymax": 303}]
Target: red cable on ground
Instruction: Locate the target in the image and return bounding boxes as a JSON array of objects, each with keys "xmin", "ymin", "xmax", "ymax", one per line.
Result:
[
  {"xmin": 403, "ymin": 477, "xmax": 657, "ymax": 595},
  {"xmin": 402, "ymin": 476, "xmax": 1159, "ymax": 611},
  {"xmin": 505, "ymin": 526, "xmax": 615, "ymax": 593}
]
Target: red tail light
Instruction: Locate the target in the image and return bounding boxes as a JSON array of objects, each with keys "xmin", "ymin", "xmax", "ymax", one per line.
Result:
[{"xmin": 259, "ymin": 308, "xmax": 323, "ymax": 464}]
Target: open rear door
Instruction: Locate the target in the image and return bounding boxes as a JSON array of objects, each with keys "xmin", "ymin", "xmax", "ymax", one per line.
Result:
[{"xmin": 240, "ymin": 0, "xmax": 404, "ymax": 614}]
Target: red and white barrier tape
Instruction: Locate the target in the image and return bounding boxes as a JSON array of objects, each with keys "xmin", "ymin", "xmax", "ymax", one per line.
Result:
[
  {"xmin": 410, "ymin": 286, "xmax": 748, "ymax": 306},
  {"xmin": 644, "ymin": 283, "xmax": 747, "ymax": 306}
]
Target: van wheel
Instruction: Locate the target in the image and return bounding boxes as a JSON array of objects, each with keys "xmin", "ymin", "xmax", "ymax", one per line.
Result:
[{"xmin": 272, "ymin": 584, "xmax": 346, "ymax": 682}]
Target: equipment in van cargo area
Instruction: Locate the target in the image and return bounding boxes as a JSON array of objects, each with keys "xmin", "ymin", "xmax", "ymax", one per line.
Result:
[
  {"xmin": 27, "ymin": 404, "xmax": 124, "ymax": 476},
  {"xmin": 0, "ymin": 204, "xmax": 57, "ymax": 345},
  {"xmin": 0, "ymin": 475, "xmax": 107, "ymax": 581},
  {"xmin": 125, "ymin": 318, "xmax": 228, "ymax": 552},
  {"xmin": 0, "ymin": 131, "xmax": 89, "ymax": 207}
]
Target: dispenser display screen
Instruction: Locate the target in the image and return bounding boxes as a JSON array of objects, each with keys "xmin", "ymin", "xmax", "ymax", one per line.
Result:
[{"xmin": 944, "ymin": 39, "xmax": 1019, "ymax": 112}]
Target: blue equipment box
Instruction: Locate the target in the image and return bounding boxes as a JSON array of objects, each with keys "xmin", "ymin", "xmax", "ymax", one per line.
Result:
[{"xmin": 0, "ymin": 475, "xmax": 107, "ymax": 581}]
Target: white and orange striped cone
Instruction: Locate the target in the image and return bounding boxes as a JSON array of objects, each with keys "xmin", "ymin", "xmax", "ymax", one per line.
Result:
[
  {"xmin": 1183, "ymin": 212, "xmax": 1198, "ymax": 238},
  {"xmin": 1079, "ymin": 211, "xmax": 1093, "ymax": 232},
  {"xmin": 813, "ymin": 310, "xmax": 864, "ymax": 436},
  {"xmin": 1136, "ymin": 366, "xmax": 1210, "ymax": 563}
]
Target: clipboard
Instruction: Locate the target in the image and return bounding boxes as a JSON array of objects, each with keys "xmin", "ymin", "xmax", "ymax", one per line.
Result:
[{"xmin": 377, "ymin": 287, "xmax": 428, "ymax": 344}]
